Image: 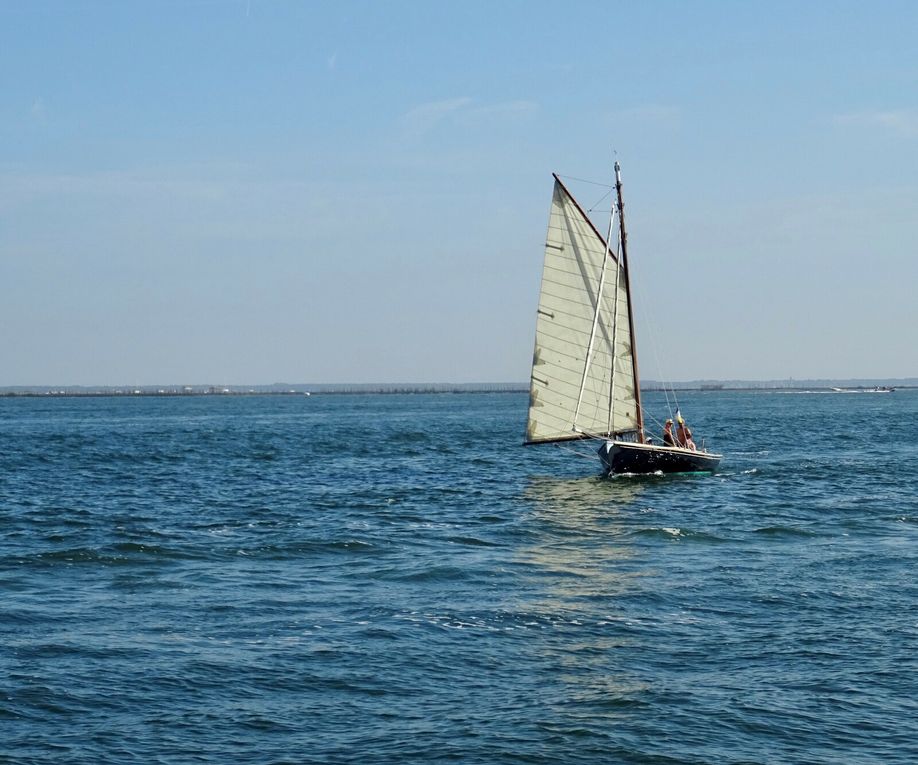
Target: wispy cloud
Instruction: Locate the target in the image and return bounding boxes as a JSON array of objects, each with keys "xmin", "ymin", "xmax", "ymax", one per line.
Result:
[
  {"xmin": 401, "ymin": 97, "xmax": 537, "ymax": 138},
  {"xmin": 327, "ymin": 52, "xmax": 337, "ymax": 71},
  {"xmin": 0, "ymin": 165, "xmax": 348, "ymax": 247},
  {"xmin": 0, "ymin": 164, "xmax": 253, "ymax": 214},
  {"xmin": 834, "ymin": 109, "xmax": 918, "ymax": 137},
  {"xmin": 30, "ymin": 97, "xmax": 47, "ymax": 122},
  {"xmin": 607, "ymin": 104, "xmax": 680, "ymax": 125},
  {"xmin": 472, "ymin": 100, "xmax": 538, "ymax": 118},
  {"xmin": 402, "ymin": 97, "xmax": 474, "ymax": 137}
]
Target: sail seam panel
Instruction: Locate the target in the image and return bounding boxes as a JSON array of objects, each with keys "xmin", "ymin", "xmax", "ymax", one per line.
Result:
[
  {"xmin": 529, "ymin": 374, "xmax": 636, "ymax": 414},
  {"xmin": 534, "ymin": 325, "xmax": 631, "ymax": 365}
]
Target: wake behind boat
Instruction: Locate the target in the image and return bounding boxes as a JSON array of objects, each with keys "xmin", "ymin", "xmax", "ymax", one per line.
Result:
[{"xmin": 523, "ymin": 162, "xmax": 721, "ymax": 476}]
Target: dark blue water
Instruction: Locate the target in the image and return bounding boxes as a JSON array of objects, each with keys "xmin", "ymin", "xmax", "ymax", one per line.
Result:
[{"xmin": 2, "ymin": 391, "xmax": 917, "ymax": 764}]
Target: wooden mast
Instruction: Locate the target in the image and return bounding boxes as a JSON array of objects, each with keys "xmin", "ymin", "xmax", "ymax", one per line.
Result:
[{"xmin": 614, "ymin": 161, "xmax": 645, "ymax": 442}]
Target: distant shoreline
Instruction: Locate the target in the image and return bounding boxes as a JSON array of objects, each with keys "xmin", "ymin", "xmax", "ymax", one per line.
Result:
[{"xmin": 2, "ymin": 381, "xmax": 915, "ymax": 398}]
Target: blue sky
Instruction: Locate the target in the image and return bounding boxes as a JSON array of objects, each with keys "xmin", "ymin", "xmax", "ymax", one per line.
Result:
[{"xmin": 2, "ymin": 0, "xmax": 917, "ymax": 385}]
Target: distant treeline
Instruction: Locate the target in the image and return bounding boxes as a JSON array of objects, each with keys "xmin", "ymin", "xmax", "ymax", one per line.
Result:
[
  {"xmin": 305, "ymin": 382, "xmax": 526, "ymax": 394},
  {"xmin": 2, "ymin": 379, "xmax": 916, "ymax": 397},
  {"xmin": 643, "ymin": 378, "xmax": 918, "ymax": 390},
  {"xmin": 0, "ymin": 382, "xmax": 529, "ymax": 397}
]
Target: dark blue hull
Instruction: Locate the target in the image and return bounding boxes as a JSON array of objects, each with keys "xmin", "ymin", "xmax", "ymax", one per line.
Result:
[{"xmin": 598, "ymin": 440, "xmax": 721, "ymax": 475}]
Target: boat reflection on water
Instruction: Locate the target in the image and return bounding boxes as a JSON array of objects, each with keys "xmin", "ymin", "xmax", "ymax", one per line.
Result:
[
  {"xmin": 518, "ymin": 474, "xmax": 645, "ymax": 597},
  {"xmin": 515, "ymin": 475, "xmax": 654, "ymax": 703},
  {"xmin": 522, "ymin": 474, "xmax": 641, "ymax": 532}
]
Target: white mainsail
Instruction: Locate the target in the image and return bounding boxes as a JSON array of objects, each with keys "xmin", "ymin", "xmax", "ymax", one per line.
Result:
[{"xmin": 525, "ymin": 176, "xmax": 640, "ymax": 444}]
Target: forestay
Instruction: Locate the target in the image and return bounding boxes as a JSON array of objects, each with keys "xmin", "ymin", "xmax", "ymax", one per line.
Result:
[{"xmin": 525, "ymin": 177, "xmax": 639, "ymax": 444}]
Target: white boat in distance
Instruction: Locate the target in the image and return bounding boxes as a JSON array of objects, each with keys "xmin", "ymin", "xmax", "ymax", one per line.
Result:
[
  {"xmin": 523, "ymin": 162, "xmax": 721, "ymax": 475},
  {"xmin": 831, "ymin": 386, "xmax": 894, "ymax": 393}
]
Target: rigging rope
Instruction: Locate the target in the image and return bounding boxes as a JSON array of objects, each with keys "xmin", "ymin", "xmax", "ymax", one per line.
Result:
[
  {"xmin": 556, "ymin": 174, "xmax": 614, "ymax": 188},
  {"xmin": 631, "ymin": 276, "xmax": 681, "ymax": 426},
  {"xmin": 557, "ymin": 174, "xmax": 617, "ymax": 216},
  {"xmin": 554, "ymin": 441, "xmax": 603, "ymax": 463},
  {"xmin": 587, "ymin": 188, "xmax": 614, "ymax": 214}
]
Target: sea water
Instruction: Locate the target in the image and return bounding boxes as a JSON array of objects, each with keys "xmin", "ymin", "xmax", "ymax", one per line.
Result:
[{"xmin": 2, "ymin": 390, "xmax": 917, "ymax": 764}]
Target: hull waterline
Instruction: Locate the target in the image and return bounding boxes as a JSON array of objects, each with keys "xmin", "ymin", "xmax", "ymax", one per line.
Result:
[{"xmin": 599, "ymin": 440, "xmax": 721, "ymax": 475}]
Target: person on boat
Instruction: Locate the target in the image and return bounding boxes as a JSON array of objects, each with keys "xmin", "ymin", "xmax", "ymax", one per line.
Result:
[
  {"xmin": 675, "ymin": 416, "xmax": 697, "ymax": 451},
  {"xmin": 662, "ymin": 419, "xmax": 676, "ymax": 446}
]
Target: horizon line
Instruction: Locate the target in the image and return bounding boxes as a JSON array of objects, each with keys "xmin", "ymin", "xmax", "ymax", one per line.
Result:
[{"xmin": 3, "ymin": 375, "xmax": 918, "ymax": 391}]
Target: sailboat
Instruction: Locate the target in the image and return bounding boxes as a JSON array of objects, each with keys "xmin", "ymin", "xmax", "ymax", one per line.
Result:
[{"xmin": 523, "ymin": 162, "xmax": 721, "ymax": 475}]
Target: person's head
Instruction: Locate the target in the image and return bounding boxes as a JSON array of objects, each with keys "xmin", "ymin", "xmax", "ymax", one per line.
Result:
[{"xmin": 665, "ymin": 419, "xmax": 673, "ymax": 428}]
